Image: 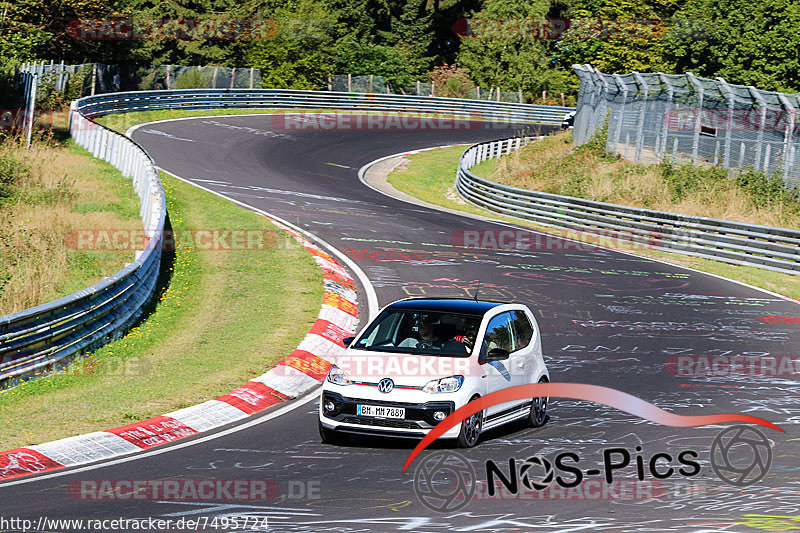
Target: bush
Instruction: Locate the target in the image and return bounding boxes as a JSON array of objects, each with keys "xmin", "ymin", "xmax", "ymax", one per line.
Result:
[
  {"xmin": 174, "ymin": 69, "xmax": 209, "ymax": 89},
  {"xmin": 430, "ymin": 64, "xmax": 474, "ymax": 99},
  {"xmin": 0, "ymin": 152, "xmax": 26, "ymax": 201}
]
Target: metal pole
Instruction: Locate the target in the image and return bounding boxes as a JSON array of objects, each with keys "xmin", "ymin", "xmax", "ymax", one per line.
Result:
[
  {"xmin": 658, "ymin": 74, "xmax": 674, "ymax": 161},
  {"xmin": 777, "ymin": 94, "xmax": 795, "ymax": 181},
  {"xmin": 716, "ymin": 77, "xmax": 735, "ymax": 168},
  {"xmin": 748, "ymin": 87, "xmax": 767, "ymax": 171},
  {"xmin": 632, "ymin": 72, "xmax": 649, "ymax": 162},
  {"xmin": 612, "ymin": 74, "xmax": 628, "ymax": 156},
  {"xmin": 25, "ymin": 74, "xmax": 38, "ymax": 148},
  {"xmin": 686, "ymin": 73, "xmax": 704, "ymax": 165}
]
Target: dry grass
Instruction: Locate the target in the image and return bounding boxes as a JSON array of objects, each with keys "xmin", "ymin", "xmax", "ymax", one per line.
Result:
[
  {"xmin": 491, "ymin": 131, "xmax": 800, "ymax": 229},
  {"xmin": 0, "ymin": 137, "xmax": 140, "ymax": 314}
]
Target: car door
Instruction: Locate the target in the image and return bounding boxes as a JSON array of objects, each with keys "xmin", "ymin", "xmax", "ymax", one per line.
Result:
[
  {"xmin": 480, "ymin": 311, "xmax": 520, "ymax": 417},
  {"xmin": 511, "ymin": 310, "xmax": 537, "ymax": 385}
]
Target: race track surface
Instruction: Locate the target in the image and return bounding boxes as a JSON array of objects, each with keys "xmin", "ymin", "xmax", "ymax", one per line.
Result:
[{"xmin": 2, "ymin": 114, "xmax": 798, "ymax": 532}]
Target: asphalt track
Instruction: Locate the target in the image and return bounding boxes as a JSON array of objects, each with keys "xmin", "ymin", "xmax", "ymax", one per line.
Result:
[{"xmin": 2, "ymin": 114, "xmax": 799, "ymax": 532}]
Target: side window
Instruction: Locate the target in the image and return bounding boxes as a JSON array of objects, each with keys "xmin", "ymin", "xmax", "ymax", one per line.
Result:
[
  {"xmin": 511, "ymin": 310, "xmax": 534, "ymax": 350},
  {"xmin": 481, "ymin": 312, "xmax": 515, "ymax": 356}
]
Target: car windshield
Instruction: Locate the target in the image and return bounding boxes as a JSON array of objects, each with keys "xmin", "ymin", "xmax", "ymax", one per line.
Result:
[{"xmin": 350, "ymin": 310, "xmax": 482, "ymax": 357}]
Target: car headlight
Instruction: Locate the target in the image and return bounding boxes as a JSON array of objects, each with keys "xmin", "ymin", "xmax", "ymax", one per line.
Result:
[
  {"xmin": 423, "ymin": 375, "xmax": 464, "ymax": 394},
  {"xmin": 326, "ymin": 365, "xmax": 351, "ymax": 386}
]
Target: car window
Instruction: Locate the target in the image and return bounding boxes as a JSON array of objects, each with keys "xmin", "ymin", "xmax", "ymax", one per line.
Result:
[
  {"xmin": 481, "ymin": 312, "xmax": 515, "ymax": 356},
  {"xmin": 352, "ymin": 309, "xmax": 482, "ymax": 357},
  {"xmin": 511, "ymin": 310, "xmax": 534, "ymax": 350}
]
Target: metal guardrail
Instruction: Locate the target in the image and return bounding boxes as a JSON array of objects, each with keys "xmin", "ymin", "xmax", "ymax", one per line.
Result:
[
  {"xmin": 456, "ymin": 137, "xmax": 800, "ymax": 275},
  {"xmin": 73, "ymin": 88, "xmax": 573, "ymax": 124},
  {"xmin": 0, "ymin": 89, "xmax": 571, "ymax": 390},
  {"xmin": 0, "ymin": 102, "xmax": 166, "ymax": 389}
]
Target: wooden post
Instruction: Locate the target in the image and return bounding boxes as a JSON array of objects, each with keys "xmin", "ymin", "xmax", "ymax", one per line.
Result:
[
  {"xmin": 230, "ymin": 67, "xmax": 236, "ymax": 88},
  {"xmin": 416, "ymin": 81, "xmax": 421, "ymax": 95},
  {"xmin": 542, "ymin": 90, "xmax": 546, "ymax": 103},
  {"xmin": 431, "ymin": 82, "xmax": 435, "ymax": 96},
  {"xmin": 496, "ymin": 87, "xmax": 500, "ymax": 101},
  {"xmin": 477, "ymin": 86, "xmax": 480, "ymax": 99},
  {"xmin": 166, "ymin": 64, "xmax": 171, "ymax": 88},
  {"xmin": 561, "ymin": 93, "xmax": 566, "ymax": 107},
  {"xmin": 212, "ymin": 67, "xmax": 218, "ymax": 88},
  {"xmin": 328, "ymin": 75, "xmax": 332, "ymax": 91},
  {"xmin": 249, "ymin": 67, "xmax": 254, "ymax": 89},
  {"xmin": 369, "ymin": 74, "xmax": 373, "ymax": 92},
  {"xmin": 347, "ymin": 73, "xmax": 351, "ymax": 92},
  {"xmin": 518, "ymin": 89, "xmax": 523, "ymax": 103}
]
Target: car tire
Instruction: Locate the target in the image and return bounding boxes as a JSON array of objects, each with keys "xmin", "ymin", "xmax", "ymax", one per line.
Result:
[
  {"xmin": 319, "ymin": 420, "xmax": 345, "ymax": 445},
  {"xmin": 456, "ymin": 397, "xmax": 483, "ymax": 448},
  {"xmin": 527, "ymin": 376, "xmax": 549, "ymax": 428}
]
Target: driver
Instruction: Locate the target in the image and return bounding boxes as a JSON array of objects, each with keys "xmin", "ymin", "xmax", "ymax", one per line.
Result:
[{"xmin": 399, "ymin": 315, "xmax": 443, "ymax": 349}]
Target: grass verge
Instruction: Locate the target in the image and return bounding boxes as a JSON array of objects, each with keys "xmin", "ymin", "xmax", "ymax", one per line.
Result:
[
  {"xmin": 0, "ymin": 137, "xmax": 141, "ymax": 314},
  {"xmin": 387, "ymin": 145, "xmax": 800, "ymax": 301},
  {"xmin": 0, "ymin": 171, "xmax": 322, "ymax": 449}
]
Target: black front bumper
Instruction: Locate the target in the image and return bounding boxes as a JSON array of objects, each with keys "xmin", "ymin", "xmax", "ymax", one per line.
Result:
[{"xmin": 321, "ymin": 391, "xmax": 455, "ymax": 431}]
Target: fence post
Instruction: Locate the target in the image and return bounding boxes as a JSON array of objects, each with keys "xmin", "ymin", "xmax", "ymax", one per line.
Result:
[
  {"xmin": 591, "ymin": 67, "xmax": 611, "ymax": 148},
  {"xmin": 230, "ymin": 67, "xmax": 236, "ymax": 89},
  {"xmin": 212, "ymin": 67, "xmax": 218, "ymax": 89},
  {"xmin": 347, "ymin": 73, "xmax": 351, "ymax": 92},
  {"xmin": 716, "ymin": 77, "xmax": 735, "ymax": 169},
  {"xmin": 686, "ymin": 73, "xmax": 704, "ymax": 165},
  {"xmin": 612, "ymin": 74, "xmax": 628, "ymax": 156},
  {"xmin": 658, "ymin": 74, "xmax": 674, "ymax": 161},
  {"xmin": 369, "ymin": 74, "xmax": 373, "ymax": 92},
  {"xmin": 777, "ymin": 94, "xmax": 796, "ymax": 182},
  {"xmin": 250, "ymin": 67, "xmax": 254, "ymax": 89},
  {"xmin": 632, "ymin": 72, "xmax": 648, "ymax": 162},
  {"xmin": 748, "ymin": 87, "xmax": 767, "ymax": 171},
  {"xmin": 25, "ymin": 74, "xmax": 38, "ymax": 148}
]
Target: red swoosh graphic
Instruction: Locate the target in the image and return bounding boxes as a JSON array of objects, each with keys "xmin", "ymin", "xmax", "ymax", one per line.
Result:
[{"xmin": 402, "ymin": 382, "xmax": 783, "ymax": 472}]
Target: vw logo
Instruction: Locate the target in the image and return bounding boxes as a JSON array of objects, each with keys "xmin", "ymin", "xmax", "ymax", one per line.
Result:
[{"xmin": 377, "ymin": 378, "xmax": 394, "ymax": 393}]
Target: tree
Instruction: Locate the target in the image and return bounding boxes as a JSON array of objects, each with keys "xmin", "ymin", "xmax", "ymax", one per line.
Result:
[
  {"xmin": 664, "ymin": 0, "xmax": 800, "ymax": 92},
  {"xmin": 456, "ymin": 0, "xmax": 573, "ymax": 96}
]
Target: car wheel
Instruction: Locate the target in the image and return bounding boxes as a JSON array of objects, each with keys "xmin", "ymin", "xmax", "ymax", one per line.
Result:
[
  {"xmin": 456, "ymin": 398, "xmax": 483, "ymax": 448},
  {"xmin": 527, "ymin": 376, "xmax": 549, "ymax": 428},
  {"xmin": 319, "ymin": 420, "xmax": 345, "ymax": 445}
]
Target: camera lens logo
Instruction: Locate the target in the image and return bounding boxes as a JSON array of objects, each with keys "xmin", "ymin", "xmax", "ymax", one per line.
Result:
[
  {"xmin": 413, "ymin": 451, "xmax": 476, "ymax": 512},
  {"xmin": 710, "ymin": 425, "xmax": 772, "ymax": 486},
  {"xmin": 519, "ymin": 456, "xmax": 554, "ymax": 491}
]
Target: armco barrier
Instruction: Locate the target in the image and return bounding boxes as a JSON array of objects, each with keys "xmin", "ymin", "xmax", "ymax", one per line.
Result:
[
  {"xmin": 456, "ymin": 137, "xmax": 800, "ymax": 275},
  {"xmin": 73, "ymin": 88, "xmax": 573, "ymax": 124},
  {"xmin": 0, "ymin": 103, "xmax": 166, "ymax": 389},
  {"xmin": 0, "ymin": 89, "xmax": 572, "ymax": 389}
]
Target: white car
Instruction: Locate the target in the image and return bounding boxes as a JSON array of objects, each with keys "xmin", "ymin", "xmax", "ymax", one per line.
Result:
[{"xmin": 319, "ymin": 298, "xmax": 549, "ymax": 447}]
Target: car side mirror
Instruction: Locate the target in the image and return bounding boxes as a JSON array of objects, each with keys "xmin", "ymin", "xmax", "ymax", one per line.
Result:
[
  {"xmin": 342, "ymin": 336, "xmax": 355, "ymax": 348},
  {"xmin": 482, "ymin": 348, "xmax": 510, "ymax": 363}
]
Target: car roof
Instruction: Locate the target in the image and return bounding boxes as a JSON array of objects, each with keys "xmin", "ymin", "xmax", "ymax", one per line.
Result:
[{"xmin": 385, "ymin": 298, "xmax": 506, "ymax": 315}]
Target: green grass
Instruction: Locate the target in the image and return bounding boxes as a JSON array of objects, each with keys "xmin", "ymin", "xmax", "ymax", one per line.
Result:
[
  {"xmin": 0, "ymin": 138, "xmax": 142, "ymax": 313},
  {"xmin": 387, "ymin": 145, "xmax": 800, "ymax": 301},
  {"xmin": 0, "ymin": 171, "xmax": 323, "ymax": 449}
]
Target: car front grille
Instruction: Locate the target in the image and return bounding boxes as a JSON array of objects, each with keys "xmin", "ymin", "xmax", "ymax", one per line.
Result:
[{"xmin": 342, "ymin": 416, "xmax": 422, "ymax": 429}]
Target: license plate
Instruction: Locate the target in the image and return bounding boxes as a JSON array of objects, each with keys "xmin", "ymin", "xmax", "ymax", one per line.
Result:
[{"xmin": 357, "ymin": 404, "xmax": 405, "ymax": 419}]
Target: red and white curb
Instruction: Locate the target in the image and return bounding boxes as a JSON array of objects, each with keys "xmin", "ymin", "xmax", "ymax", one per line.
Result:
[{"xmin": 0, "ymin": 221, "xmax": 359, "ymax": 481}]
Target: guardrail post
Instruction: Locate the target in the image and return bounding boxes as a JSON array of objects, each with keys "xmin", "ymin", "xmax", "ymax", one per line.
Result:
[{"xmin": 686, "ymin": 73, "xmax": 704, "ymax": 165}]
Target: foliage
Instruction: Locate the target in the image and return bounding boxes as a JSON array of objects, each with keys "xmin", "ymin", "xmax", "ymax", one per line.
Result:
[
  {"xmin": 174, "ymin": 69, "xmax": 209, "ymax": 89},
  {"xmin": 664, "ymin": 0, "xmax": 800, "ymax": 92},
  {"xmin": 430, "ymin": 64, "xmax": 474, "ymax": 98}
]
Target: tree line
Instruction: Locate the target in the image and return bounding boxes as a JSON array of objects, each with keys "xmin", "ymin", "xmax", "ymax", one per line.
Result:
[{"xmin": 2, "ymin": 0, "xmax": 799, "ymax": 102}]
